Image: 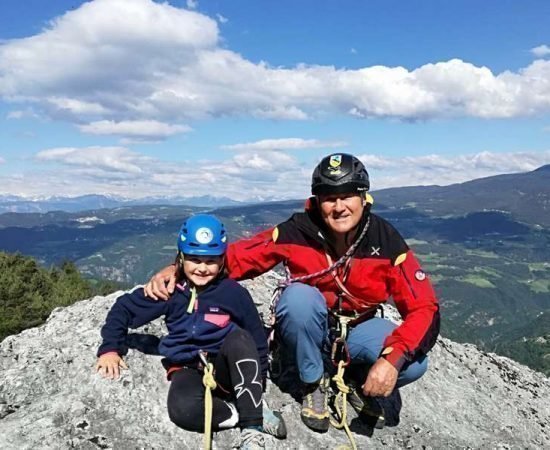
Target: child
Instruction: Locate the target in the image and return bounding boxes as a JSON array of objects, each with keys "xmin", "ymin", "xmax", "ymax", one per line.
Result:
[{"xmin": 96, "ymin": 214, "xmax": 286, "ymax": 449}]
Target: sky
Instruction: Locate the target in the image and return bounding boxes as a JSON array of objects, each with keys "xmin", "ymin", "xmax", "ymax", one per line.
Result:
[{"xmin": 0, "ymin": 0, "xmax": 549, "ymax": 201}]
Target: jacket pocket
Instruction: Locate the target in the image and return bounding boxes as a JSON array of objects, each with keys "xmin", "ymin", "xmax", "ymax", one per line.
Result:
[{"xmin": 204, "ymin": 313, "xmax": 231, "ymax": 328}]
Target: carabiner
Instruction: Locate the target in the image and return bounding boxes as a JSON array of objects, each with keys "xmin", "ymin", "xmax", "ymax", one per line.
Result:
[{"xmin": 331, "ymin": 337, "xmax": 351, "ymax": 367}]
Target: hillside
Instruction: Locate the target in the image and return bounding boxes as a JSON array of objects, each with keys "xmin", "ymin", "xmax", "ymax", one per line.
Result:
[
  {"xmin": 0, "ymin": 165, "xmax": 548, "ymax": 374},
  {"xmin": 374, "ymin": 164, "xmax": 550, "ymax": 227},
  {"xmin": 0, "ymin": 252, "xmax": 123, "ymax": 341},
  {"xmin": 0, "ymin": 273, "xmax": 548, "ymax": 449}
]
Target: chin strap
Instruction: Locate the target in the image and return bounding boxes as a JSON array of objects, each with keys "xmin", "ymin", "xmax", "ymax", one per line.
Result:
[{"xmin": 186, "ymin": 286, "xmax": 198, "ymax": 314}]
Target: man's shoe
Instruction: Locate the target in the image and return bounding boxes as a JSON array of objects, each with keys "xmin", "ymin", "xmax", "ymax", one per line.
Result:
[
  {"xmin": 235, "ymin": 427, "xmax": 265, "ymax": 450},
  {"xmin": 377, "ymin": 388, "xmax": 402, "ymax": 427},
  {"xmin": 300, "ymin": 376, "xmax": 330, "ymax": 432},
  {"xmin": 347, "ymin": 383, "xmax": 385, "ymax": 429},
  {"xmin": 262, "ymin": 401, "xmax": 287, "ymax": 439}
]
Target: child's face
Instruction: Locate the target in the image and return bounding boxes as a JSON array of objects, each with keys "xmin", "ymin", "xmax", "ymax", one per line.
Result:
[{"xmin": 182, "ymin": 254, "xmax": 224, "ymax": 287}]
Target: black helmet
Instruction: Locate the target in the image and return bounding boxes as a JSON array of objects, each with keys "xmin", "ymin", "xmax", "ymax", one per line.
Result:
[{"xmin": 311, "ymin": 153, "xmax": 370, "ymax": 195}]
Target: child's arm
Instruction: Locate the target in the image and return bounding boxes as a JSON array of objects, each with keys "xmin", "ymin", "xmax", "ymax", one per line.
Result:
[{"xmin": 96, "ymin": 288, "xmax": 168, "ymax": 378}]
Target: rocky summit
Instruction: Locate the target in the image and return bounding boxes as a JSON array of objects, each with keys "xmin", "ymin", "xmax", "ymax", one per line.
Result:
[{"xmin": 1, "ymin": 273, "xmax": 549, "ymax": 449}]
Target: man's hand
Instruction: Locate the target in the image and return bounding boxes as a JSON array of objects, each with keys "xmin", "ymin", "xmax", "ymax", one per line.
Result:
[
  {"xmin": 362, "ymin": 358, "xmax": 398, "ymax": 397},
  {"xmin": 144, "ymin": 264, "xmax": 177, "ymax": 300},
  {"xmin": 95, "ymin": 353, "xmax": 128, "ymax": 380}
]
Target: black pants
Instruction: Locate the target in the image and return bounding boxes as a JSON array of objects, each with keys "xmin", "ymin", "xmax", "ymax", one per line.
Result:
[{"xmin": 167, "ymin": 329, "xmax": 263, "ymax": 430}]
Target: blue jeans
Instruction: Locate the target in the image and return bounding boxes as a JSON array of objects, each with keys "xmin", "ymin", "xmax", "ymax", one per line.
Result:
[{"xmin": 275, "ymin": 283, "xmax": 428, "ymax": 385}]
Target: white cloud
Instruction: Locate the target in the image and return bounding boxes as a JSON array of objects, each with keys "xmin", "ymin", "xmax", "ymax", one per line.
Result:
[
  {"xmin": 530, "ymin": 45, "xmax": 550, "ymax": 58},
  {"xmin": 0, "ymin": 157, "xmax": 5, "ymax": 164},
  {"xmin": 78, "ymin": 120, "xmax": 191, "ymax": 140},
  {"xmin": 0, "ymin": 0, "xmax": 549, "ymax": 126},
  {"xmin": 2, "ymin": 148, "xmax": 548, "ymax": 200},
  {"xmin": 355, "ymin": 154, "xmax": 393, "ymax": 170},
  {"xmin": 222, "ymin": 138, "xmax": 347, "ymax": 152},
  {"xmin": 0, "ymin": 0, "xmax": 217, "ymax": 119},
  {"xmin": 361, "ymin": 150, "xmax": 550, "ymax": 189},
  {"xmin": 35, "ymin": 146, "xmax": 152, "ymax": 174},
  {"xmin": 232, "ymin": 150, "xmax": 295, "ymax": 170},
  {"xmin": 9, "ymin": 147, "xmax": 305, "ymax": 200},
  {"xmin": 216, "ymin": 14, "xmax": 228, "ymax": 24},
  {"xmin": 187, "ymin": 0, "xmax": 198, "ymax": 10},
  {"xmin": 6, "ymin": 108, "xmax": 40, "ymax": 120},
  {"xmin": 47, "ymin": 97, "xmax": 108, "ymax": 115}
]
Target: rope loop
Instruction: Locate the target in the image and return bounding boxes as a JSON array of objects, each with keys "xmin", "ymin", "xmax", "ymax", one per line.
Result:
[
  {"xmin": 202, "ymin": 360, "xmax": 217, "ymax": 450},
  {"xmin": 268, "ymin": 215, "xmax": 371, "ymax": 331},
  {"xmin": 282, "ymin": 215, "xmax": 370, "ymax": 289},
  {"xmin": 330, "ymin": 360, "xmax": 358, "ymax": 450}
]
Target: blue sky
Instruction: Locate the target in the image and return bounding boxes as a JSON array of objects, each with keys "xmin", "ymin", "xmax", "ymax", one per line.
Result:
[{"xmin": 0, "ymin": 0, "xmax": 549, "ymax": 200}]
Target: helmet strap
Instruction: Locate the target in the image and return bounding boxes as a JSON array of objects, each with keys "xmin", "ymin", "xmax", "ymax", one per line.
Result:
[{"xmin": 175, "ymin": 252, "xmax": 185, "ymax": 282}]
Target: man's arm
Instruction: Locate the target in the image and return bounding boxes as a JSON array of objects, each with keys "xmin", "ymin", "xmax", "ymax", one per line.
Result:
[
  {"xmin": 226, "ymin": 227, "xmax": 288, "ymax": 280},
  {"xmin": 363, "ymin": 250, "xmax": 439, "ymax": 397},
  {"xmin": 381, "ymin": 250, "xmax": 440, "ymax": 370}
]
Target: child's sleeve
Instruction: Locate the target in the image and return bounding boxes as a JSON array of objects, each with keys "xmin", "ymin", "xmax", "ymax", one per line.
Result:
[
  {"xmin": 97, "ymin": 287, "xmax": 168, "ymax": 356},
  {"xmin": 234, "ymin": 287, "xmax": 269, "ymax": 381}
]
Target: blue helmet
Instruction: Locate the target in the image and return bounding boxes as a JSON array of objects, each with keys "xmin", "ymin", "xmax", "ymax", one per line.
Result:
[{"xmin": 177, "ymin": 214, "xmax": 228, "ymax": 256}]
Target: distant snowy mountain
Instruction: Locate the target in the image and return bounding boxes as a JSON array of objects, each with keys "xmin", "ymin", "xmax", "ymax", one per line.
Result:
[{"xmin": 0, "ymin": 194, "xmax": 250, "ymax": 213}]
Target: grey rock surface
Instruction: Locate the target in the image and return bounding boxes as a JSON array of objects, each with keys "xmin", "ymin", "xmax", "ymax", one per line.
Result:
[{"xmin": 1, "ymin": 272, "xmax": 549, "ymax": 449}]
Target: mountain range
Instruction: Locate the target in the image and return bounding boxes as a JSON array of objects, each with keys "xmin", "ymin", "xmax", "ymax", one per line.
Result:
[
  {"xmin": 0, "ymin": 194, "xmax": 254, "ymax": 214},
  {"xmin": 0, "ymin": 165, "xmax": 548, "ymax": 375}
]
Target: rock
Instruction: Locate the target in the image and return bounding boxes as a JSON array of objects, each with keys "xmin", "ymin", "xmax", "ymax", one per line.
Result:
[{"xmin": 1, "ymin": 273, "xmax": 549, "ymax": 449}]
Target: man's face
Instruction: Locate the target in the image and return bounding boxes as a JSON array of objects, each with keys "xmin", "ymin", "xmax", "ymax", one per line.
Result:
[
  {"xmin": 318, "ymin": 192, "xmax": 364, "ymax": 235},
  {"xmin": 182, "ymin": 254, "xmax": 224, "ymax": 287}
]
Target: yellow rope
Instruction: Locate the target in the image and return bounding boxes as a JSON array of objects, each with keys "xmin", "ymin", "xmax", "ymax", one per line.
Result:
[
  {"xmin": 187, "ymin": 286, "xmax": 197, "ymax": 314},
  {"xmin": 330, "ymin": 360, "xmax": 358, "ymax": 450},
  {"xmin": 202, "ymin": 362, "xmax": 217, "ymax": 450}
]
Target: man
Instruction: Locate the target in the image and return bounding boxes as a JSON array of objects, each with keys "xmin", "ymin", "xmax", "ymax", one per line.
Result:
[{"xmin": 146, "ymin": 153, "xmax": 440, "ymax": 432}]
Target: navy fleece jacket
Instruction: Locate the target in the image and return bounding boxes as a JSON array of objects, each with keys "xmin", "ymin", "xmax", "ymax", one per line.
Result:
[{"xmin": 97, "ymin": 276, "xmax": 269, "ymax": 378}]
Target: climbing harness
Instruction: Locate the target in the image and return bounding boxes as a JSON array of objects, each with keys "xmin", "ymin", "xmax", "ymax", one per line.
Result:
[
  {"xmin": 199, "ymin": 350, "xmax": 217, "ymax": 450},
  {"xmin": 267, "ymin": 215, "xmax": 372, "ymax": 336},
  {"xmin": 267, "ymin": 216, "xmax": 374, "ymax": 449}
]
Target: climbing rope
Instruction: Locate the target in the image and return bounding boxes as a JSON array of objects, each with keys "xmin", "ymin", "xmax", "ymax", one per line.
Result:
[
  {"xmin": 287, "ymin": 215, "xmax": 370, "ymax": 286},
  {"xmin": 331, "ymin": 360, "xmax": 357, "ymax": 450},
  {"xmin": 266, "ymin": 215, "xmax": 371, "ymax": 448},
  {"xmin": 200, "ymin": 352, "xmax": 217, "ymax": 450},
  {"xmin": 268, "ymin": 215, "xmax": 371, "ymax": 327}
]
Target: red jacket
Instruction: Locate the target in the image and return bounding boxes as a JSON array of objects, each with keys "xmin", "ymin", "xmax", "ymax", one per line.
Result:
[{"xmin": 226, "ymin": 202, "xmax": 440, "ymax": 370}]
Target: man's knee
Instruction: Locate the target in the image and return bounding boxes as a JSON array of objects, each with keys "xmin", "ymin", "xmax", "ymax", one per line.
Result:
[
  {"xmin": 276, "ymin": 282, "xmax": 326, "ymax": 325},
  {"xmin": 398, "ymin": 355, "xmax": 428, "ymax": 387}
]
